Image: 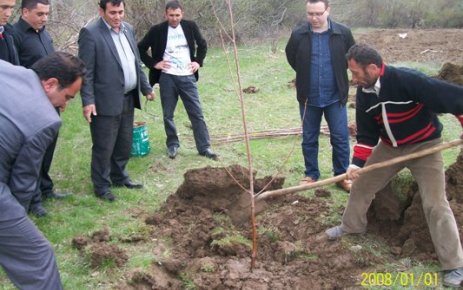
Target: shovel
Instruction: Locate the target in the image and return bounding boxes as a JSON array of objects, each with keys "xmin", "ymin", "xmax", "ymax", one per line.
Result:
[{"xmin": 256, "ymin": 138, "xmax": 463, "ymax": 201}]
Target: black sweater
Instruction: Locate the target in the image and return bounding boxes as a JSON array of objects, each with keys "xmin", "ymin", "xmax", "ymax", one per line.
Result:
[{"xmin": 353, "ymin": 65, "xmax": 463, "ymax": 167}]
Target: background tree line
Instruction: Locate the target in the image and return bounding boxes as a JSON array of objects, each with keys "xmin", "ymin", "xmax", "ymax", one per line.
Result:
[{"xmin": 11, "ymin": 0, "xmax": 462, "ymax": 50}]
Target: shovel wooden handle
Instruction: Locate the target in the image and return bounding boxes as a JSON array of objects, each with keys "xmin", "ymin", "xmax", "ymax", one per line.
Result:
[{"xmin": 256, "ymin": 139, "xmax": 463, "ymax": 201}]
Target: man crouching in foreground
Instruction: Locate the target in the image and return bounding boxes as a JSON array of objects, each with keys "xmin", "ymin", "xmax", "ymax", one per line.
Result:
[{"xmin": 0, "ymin": 52, "xmax": 85, "ymax": 289}]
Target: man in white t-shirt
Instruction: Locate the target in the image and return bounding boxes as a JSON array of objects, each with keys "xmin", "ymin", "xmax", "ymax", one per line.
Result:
[{"xmin": 138, "ymin": 0, "xmax": 217, "ymax": 160}]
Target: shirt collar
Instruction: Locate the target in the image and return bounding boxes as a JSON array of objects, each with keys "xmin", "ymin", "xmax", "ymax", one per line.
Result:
[
  {"xmin": 18, "ymin": 17, "xmax": 44, "ymax": 33},
  {"xmin": 362, "ymin": 78, "xmax": 381, "ymax": 95},
  {"xmin": 361, "ymin": 63, "xmax": 384, "ymax": 95}
]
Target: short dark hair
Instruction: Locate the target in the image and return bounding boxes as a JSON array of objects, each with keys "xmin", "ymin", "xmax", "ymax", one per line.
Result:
[
  {"xmin": 307, "ymin": 0, "xmax": 329, "ymax": 7},
  {"xmin": 31, "ymin": 52, "xmax": 87, "ymax": 88},
  {"xmin": 346, "ymin": 44, "xmax": 383, "ymax": 68},
  {"xmin": 21, "ymin": 0, "xmax": 50, "ymax": 10},
  {"xmin": 166, "ymin": 0, "xmax": 183, "ymax": 11},
  {"xmin": 98, "ymin": 0, "xmax": 124, "ymax": 11}
]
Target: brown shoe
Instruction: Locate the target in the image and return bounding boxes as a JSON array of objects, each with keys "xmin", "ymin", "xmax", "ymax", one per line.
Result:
[
  {"xmin": 299, "ymin": 176, "xmax": 317, "ymax": 186},
  {"xmin": 336, "ymin": 179, "xmax": 352, "ymax": 193}
]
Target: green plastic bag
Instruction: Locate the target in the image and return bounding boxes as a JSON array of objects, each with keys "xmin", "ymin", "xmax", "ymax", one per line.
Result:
[{"xmin": 131, "ymin": 121, "xmax": 150, "ymax": 157}]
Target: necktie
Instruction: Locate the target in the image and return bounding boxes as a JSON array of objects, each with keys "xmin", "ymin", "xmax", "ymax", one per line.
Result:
[{"xmin": 0, "ymin": 26, "xmax": 4, "ymax": 40}]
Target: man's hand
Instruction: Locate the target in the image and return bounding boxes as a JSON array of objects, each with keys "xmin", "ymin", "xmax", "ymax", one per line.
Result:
[
  {"xmin": 346, "ymin": 164, "xmax": 361, "ymax": 180},
  {"xmin": 154, "ymin": 60, "xmax": 170, "ymax": 70},
  {"xmin": 145, "ymin": 91, "xmax": 155, "ymax": 101},
  {"xmin": 189, "ymin": 61, "xmax": 200, "ymax": 73},
  {"xmin": 83, "ymin": 104, "xmax": 97, "ymax": 123}
]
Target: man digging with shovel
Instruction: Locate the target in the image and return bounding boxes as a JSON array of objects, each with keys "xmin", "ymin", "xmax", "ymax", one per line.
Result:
[{"xmin": 324, "ymin": 44, "xmax": 463, "ymax": 288}]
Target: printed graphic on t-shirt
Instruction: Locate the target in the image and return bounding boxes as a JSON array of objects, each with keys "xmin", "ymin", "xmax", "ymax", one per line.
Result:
[{"xmin": 163, "ymin": 25, "xmax": 192, "ymax": 76}]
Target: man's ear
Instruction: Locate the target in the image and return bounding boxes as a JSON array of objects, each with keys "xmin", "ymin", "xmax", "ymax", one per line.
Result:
[
  {"xmin": 41, "ymin": 78, "xmax": 59, "ymax": 94},
  {"xmin": 21, "ymin": 8, "xmax": 29, "ymax": 17},
  {"xmin": 367, "ymin": 63, "xmax": 381, "ymax": 76}
]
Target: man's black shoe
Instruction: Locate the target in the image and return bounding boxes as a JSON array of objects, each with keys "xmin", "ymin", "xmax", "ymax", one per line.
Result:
[
  {"xmin": 113, "ymin": 180, "xmax": 143, "ymax": 189},
  {"xmin": 43, "ymin": 191, "xmax": 72, "ymax": 200},
  {"xmin": 167, "ymin": 146, "xmax": 178, "ymax": 159},
  {"xmin": 30, "ymin": 204, "xmax": 47, "ymax": 217},
  {"xmin": 199, "ymin": 148, "xmax": 218, "ymax": 160},
  {"xmin": 96, "ymin": 191, "xmax": 116, "ymax": 202}
]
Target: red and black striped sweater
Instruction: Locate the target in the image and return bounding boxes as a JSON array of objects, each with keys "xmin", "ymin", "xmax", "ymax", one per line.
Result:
[{"xmin": 353, "ymin": 65, "xmax": 463, "ymax": 167}]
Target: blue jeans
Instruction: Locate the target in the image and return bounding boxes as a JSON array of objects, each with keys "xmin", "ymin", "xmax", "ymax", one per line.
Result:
[
  {"xmin": 300, "ymin": 101, "xmax": 350, "ymax": 180},
  {"xmin": 159, "ymin": 73, "xmax": 211, "ymax": 153}
]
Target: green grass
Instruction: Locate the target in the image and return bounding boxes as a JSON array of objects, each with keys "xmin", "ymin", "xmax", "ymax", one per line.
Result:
[{"xmin": 0, "ymin": 37, "xmax": 460, "ymax": 289}]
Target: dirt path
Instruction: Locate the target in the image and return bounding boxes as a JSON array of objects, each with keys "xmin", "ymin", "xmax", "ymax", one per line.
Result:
[{"xmin": 356, "ymin": 28, "xmax": 463, "ymax": 65}]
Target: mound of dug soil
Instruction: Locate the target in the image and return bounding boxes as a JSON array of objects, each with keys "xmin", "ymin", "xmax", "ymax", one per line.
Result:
[
  {"xmin": 123, "ymin": 165, "xmax": 397, "ymax": 289},
  {"xmin": 436, "ymin": 62, "xmax": 463, "ymax": 85}
]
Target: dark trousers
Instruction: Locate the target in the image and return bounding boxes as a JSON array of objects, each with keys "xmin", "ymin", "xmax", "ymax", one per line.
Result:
[
  {"xmin": 0, "ymin": 184, "xmax": 62, "ymax": 290},
  {"xmin": 90, "ymin": 95, "xmax": 134, "ymax": 195},
  {"xmin": 159, "ymin": 73, "xmax": 211, "ymax": 153},
  {"xmin": 31, "ymin": 108, "xmax": 60, "ymax": 205}
]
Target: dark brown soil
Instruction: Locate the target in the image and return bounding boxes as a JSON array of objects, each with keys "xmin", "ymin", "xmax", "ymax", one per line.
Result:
[
  {"xmin": 72, "ymin": 227, "xmax": 129, "ymax": 269},
  {"xmin": 126, "ymin": 165, "xmax": 388, "ymax": 289},
  {"xmin": 110, "ymin": 155, "xmax": 462, "ymax": 289}
]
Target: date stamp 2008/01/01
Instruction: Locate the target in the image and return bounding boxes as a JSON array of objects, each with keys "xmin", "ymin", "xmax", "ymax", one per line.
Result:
[{"xmin": 360, "ymin": 272, "xmax": 438, "ymax": 287}]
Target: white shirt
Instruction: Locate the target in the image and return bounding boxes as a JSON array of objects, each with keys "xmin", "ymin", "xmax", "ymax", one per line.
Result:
[{"xmin": 104, "ymin": 20, "xmax": 137, "ymax": 94}]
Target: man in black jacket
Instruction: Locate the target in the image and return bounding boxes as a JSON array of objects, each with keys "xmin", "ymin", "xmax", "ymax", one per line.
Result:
[
  {"xmin": 14, "ymin": 0, "xmax": 70, "ymax": 218},
  {"xmin": 0, "ymin": 0, "xmax": 19, "ymax": 64},
  {"xmin": 138, "ymin": 0, "xmax": 217, "ymax": 160},
  {"xmin": 325, "ymin": 44, "xmax": 463, "ymax": 288},
  {"xmin": 285, "ymin": 0, "xmax": 354, "ymax": 192}
]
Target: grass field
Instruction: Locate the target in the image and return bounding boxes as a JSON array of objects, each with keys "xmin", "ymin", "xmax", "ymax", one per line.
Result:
[{"xmin": 0, "ymin": 37, "xmax": 460, "ymax": 289}]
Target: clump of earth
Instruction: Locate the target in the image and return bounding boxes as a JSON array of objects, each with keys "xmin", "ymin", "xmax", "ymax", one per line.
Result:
[{"xmin": 72, "ymin": 228, "xmax": 129, "ymax": 269}]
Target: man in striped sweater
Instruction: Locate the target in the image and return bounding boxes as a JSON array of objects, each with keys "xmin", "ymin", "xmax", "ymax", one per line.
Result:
[{"xmin": 325, "ymin": 44, "xmax": 463, "ymax": 288}]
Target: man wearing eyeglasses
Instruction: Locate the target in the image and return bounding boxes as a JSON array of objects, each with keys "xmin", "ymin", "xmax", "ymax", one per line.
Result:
[{"xmin": 286, "ymin": 0, "xmax": 354, "ymax": 192}]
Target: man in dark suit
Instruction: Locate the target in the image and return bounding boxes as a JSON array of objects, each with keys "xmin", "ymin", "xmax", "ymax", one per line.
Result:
[
  {"xmin": 138, "ymin": 0, "xmax": 217, "ymax": 160},
  {"xmin": 0, "ymin": 0, "xmax": 19, "ymax": 64},
  {"xmin": 14, "ymin": 0, "xmax": 71, "ymax": 218},
  {"xmin": 78, "ymin": 0, "xmax": 154, "ymax": 202},
  {"xmin": 0, "ymin": 52, "xmax": 85, "ymax": 290}
]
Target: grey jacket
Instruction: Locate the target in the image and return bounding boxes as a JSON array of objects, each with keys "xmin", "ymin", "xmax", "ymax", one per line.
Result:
[
  {"xmin": 0, "ymin": 60, "xmax": 60, "ymax": 219},
  {"xmin": 78, "ymin": 18, "xmax": 152, "ymax": 116}
]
